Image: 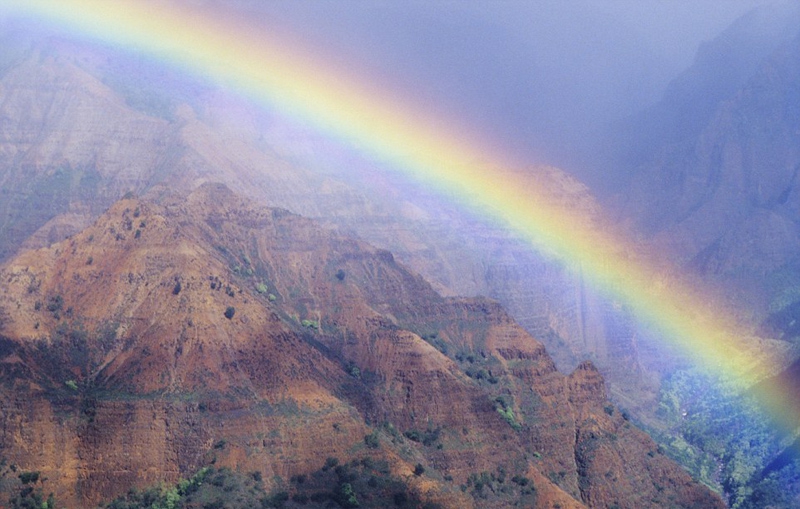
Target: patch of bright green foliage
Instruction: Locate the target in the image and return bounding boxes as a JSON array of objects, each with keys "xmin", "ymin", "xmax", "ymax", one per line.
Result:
[
  {"xmin": 301, "ymin": 319, "xmax": 318, "ymax": 330},
  {"xmin": 651, "ymin": 369, "xmax": 787, "ymax": 507},
  {"xmin": 494, "ymin": 396, "xmax": 522, "ymax": 431}
]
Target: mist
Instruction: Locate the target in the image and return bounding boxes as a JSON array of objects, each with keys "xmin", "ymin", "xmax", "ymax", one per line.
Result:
[{"xmin": 221, "ymin": 0, "xmax": 777, "ymax": 192}]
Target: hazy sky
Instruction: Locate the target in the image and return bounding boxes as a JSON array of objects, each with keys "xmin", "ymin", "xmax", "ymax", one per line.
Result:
[
  {"xmin": 2, "ymin": 0, "xmax": 778, "ymax": 188},
  {"xmin": 218, "ymin": 0, "xmax": 778, "ymax": 177}
]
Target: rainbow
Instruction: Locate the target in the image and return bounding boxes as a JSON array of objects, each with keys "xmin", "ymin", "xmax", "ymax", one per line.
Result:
[{"xmin": 6, "ymin": 1, "xmax": 798, "ymax": 431}]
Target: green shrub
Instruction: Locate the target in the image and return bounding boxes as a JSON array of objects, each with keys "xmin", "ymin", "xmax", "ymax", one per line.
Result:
[
  {"xmin": 497, "ymin": 406, "xmax": 522, "ymax": 431},
  {"xmin": 495, "ymin": 397, "xmax": 522, "ymax": 431},
  {"xmin": 511, "ymin": 475, "xmax": 530, "ymax": 486},
  {"xmin": 265, "ymin": 491, "xmax": 289, "ymax": 507},
  {"xmin": 364, "ymin": 432, "xmax": 380, "ymax": 449},
  {"xmin": 404, "ymin": 430, "xmax": 421, "ymax": 442},
  {"xmin": 337, "ymin": 482, "xmax": 359, "ymax": 508},
  {"xmin": 323, "ymin": 457, "xmax": 339, "ymax": 471},
  {"xmin": 224, "ymin": 306, "xmax": 235, "ymax": 319},
  {"xmin": 18, "ymin": 471, "xmax": 40, "ymax": 485},
  {"xmin": 46, "ymin": 295, "xmax": 63, "ymax": 313}
]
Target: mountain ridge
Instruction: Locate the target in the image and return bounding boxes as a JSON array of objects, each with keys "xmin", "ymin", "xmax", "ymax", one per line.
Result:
[{"xmin": 0, "ymin": 184, "xmax": 723, "ymax": 508}]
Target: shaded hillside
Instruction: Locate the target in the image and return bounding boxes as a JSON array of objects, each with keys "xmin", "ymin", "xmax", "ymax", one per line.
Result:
[
  {"xmin": 607, "ymin": 2, "xmax": 800, "ymax": 194},
  {"xmin": 621, "ymin": 10, "xmax": 800, "ymax": 317},
  {"xmin": 0, "ymin": 185, "xmax": 722, "ymax": 508}
]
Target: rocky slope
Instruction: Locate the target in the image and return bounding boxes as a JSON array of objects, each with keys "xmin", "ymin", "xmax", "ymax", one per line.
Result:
[{"xmin": 0, "ymin": 185, "xmax": 723, "ymax": 508}]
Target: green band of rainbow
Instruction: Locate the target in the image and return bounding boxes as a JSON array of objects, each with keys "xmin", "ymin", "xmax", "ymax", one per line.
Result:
[{"xmin": 8, "ymin": 0, "xmax": 798, "ymax": 433}]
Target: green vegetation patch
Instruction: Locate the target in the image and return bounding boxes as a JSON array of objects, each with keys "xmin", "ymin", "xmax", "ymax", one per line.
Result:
[
  {"xmin": 98, "ymin": 457, "xmax": 445, "ymax": 509},
  {"xmin": 649, "ymin": 369, "xmax": 784, "ymax": 506},
  {"xmin": 101, "ymin": 466, "xmax": 266, "ymax": 509},
  {"xmin": 403, "ymin": 427, "xmax": 442, "ymax": 447},
  {"xmin": 494, "ymin": 396, "xmax": 522, "ymax": 431},
  {"xmin": 286, "ymin": 456, "xmax": 442, "ymax": 509},
  {"xmin": 460, "ymin": 467, "xmax": 536, "ymax": 506},
  {"xmin": 301, "ymin": 319, "xmax": 318, "ymax": 330},
  {"xmin": 0, "ymin": 459, "xmax": 57, "ymax": 509}
]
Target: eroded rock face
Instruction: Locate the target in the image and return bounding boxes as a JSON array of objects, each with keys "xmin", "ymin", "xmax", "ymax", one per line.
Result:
[{"xmin": 0, "ymin": 186, "xmax": 723, "ymax": 508}]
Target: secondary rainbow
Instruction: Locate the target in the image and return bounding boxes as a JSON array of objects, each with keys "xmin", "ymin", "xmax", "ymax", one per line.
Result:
[{"xmin": 8, "ymin": 1, "xmax": 798, "ymax": 430}]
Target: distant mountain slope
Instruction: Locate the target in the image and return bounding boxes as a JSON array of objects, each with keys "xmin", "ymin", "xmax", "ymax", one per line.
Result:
[
  {"xmin": 620, "ymin": 13, "xmax": 800, "ymax": 318},
  {"xmin": 608, "ymin": 2, "xmax": 800, "ymax": 193},
  {"xmin": 0, "ymin": 185, "xmax": 723, "ymax": 508},
  {"xmin": 0, "ymin": 42, "xmax": 327, "ymax": 261}
]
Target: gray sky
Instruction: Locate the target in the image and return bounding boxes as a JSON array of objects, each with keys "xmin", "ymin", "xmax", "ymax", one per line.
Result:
[
  {"xmin": 224, "ymin": 0, "xmax": 777, "ymax": 174},
  {"xmin": 4, "ymin": 0, "xmax": 777, "ymax": 188}
]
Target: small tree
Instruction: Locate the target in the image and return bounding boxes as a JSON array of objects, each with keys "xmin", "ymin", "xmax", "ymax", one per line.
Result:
[
  {"xmin": 224, "ymin": 306, "xmax": 235, "ymax": 320},
  {"xmin": 364, "ymin": 432, "xmax": 379, "ymax": 449},
  {"xmin": 337, "ymin": 482, "xmax": 359, "ymax": 508}
]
